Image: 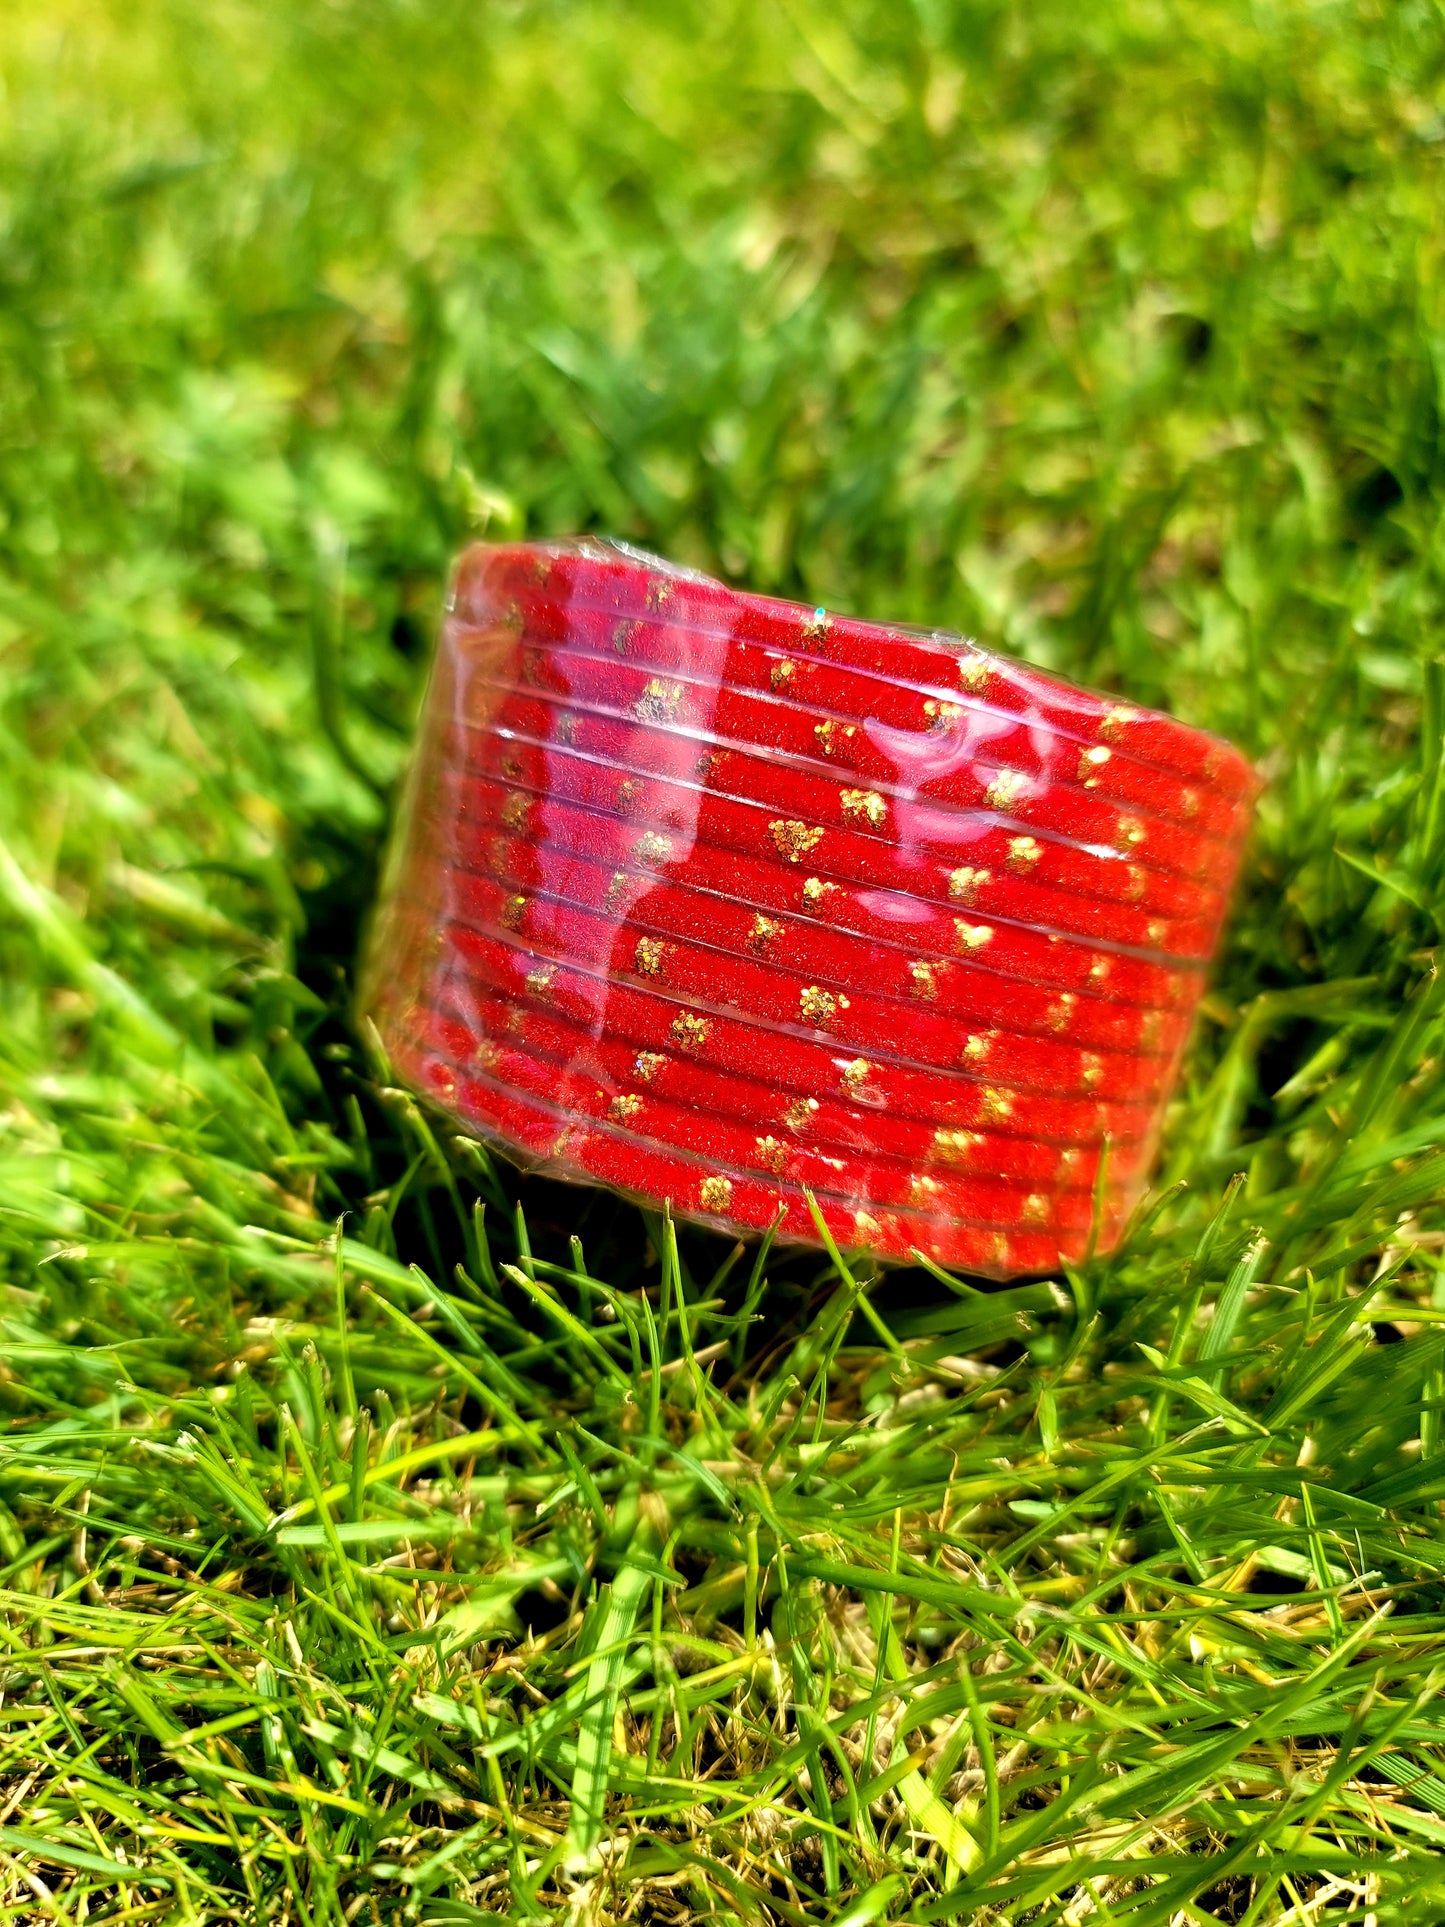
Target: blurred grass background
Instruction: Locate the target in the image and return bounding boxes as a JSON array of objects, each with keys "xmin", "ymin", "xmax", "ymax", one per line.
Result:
[{"xmin": 6, "ymin": 1, "xmax": 1445, "ymax": 1921}]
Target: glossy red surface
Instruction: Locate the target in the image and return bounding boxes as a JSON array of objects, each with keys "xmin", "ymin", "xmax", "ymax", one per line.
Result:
[
  {"xmin": 464, "ymin": 544, "xmax": 1255, "ymax": 799},
  {"xmin": 481, "ymin": 636, "xmax": 1247, "ymax": 845},
  {"xmin": 457, "ymin": 680, "xmax": 1238, "ymax": 888},
  {"xmin": 380, "ymin": 903, "xmax": 1162, "ymax": 1141},
  {"xmin": 405, "ymin": 863, "xmax": 1188, "ymax": 1079},
  {"xmin": 423, "ymin": 792, "xmax": 1199, "ymax": 1009},
  {"xmin": 361, "ymin": 538, "xmax": 1257, "ymax": 1276},
  {"xmin": 405, "ymin": 999, "xmax": 1129, "ymax": 1232},
  {"xmin": 435, "ymin": 733, "xmax": 1225, "ymax": 956},
  {"xmin": 409, "ymin": 990, "xmax": 1153, "ymax": 1181}
]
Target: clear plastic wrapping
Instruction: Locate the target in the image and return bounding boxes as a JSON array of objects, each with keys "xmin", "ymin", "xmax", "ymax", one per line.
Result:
[{"xmin": 359, "ymin": 539, "xmax": 1257, "ymax": 1278}]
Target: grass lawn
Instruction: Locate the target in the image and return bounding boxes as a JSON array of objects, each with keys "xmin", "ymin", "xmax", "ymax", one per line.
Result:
[{"xmin": 5, "ymin": 0, "xmax": 1445, "ymax": 1919}]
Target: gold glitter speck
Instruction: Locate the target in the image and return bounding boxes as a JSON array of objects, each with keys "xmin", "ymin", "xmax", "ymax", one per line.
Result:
[
  {"xmin": 802, "ymin": 875, "xmax": 838, "ymax": 906},
  {"xmin": 609, "ymin": 1093, "xmax": 644, "ymax": 1124},
  {"xmin": 525, "ymin": 963, "xmax": 556, "ymax": 999},
  {"xmin": 1088, "ymin": 956, "xmax": 1111, "ymax": 985},
  {"xmin": 954, "ymin": 919, "xmax": 993, "ymax": 952},
  {"xmin": 605, "ymin": 870, "xmax": 631, "ymax": 911},
  {"xmin": 802, "ymin": 608, "xmax": 831, "ymax": 644},
  {"xmin": 1147, "ymin": 919, "xmax": 1169, "ymax": 945},
  {"xmin": 1007, "ymin": 835, "xmax": 1041, "ymax": 871},
  {"xmin": 800, "ymin": 985, "xmax": 846, "ymax": 1027},
  {"xmin": 781, "ymin": 1095, "xmax": 820, "ymax": 1130},
  {"xmin": 932, "ymin": 1128, "xmax": 982, "ymax": 1165},
  {"xmin": 1022, "ymin": 1193, "xmax": 1049, "ymax": 1225},
  {"xmin": 853, "ymin": 1210, "xmax": 882, "ymax": 1247},
  {"xmin": 1099, "ymin": 704, "xmax": 1140, "ymax": 742},
  {"xmin": 962, "ymin": 1032, "xmax": 992, "ymax": 1063},
  {"xmin": 1181, "ymin": 787, "xmax": 1201, "ymax": 818},
  {"xmin": 1140, "ymin": 1010, "xmax": 1164, "ymax": 1050},
  {"xmin": 616, "ymin": 778, "xmax": 645, "ymax": 815},
  {"xmin": 633, "ymin": 936, "xmax": 669, "ymax": 978},
  {"xmin": 670, "ymin": 1012, "xmax": 711, "ymax": 1051},
  {"xmin": 633, "ymin": 831, "xmax": 672, "ymax": 866},
  {"xmin": 986, "ymin": 768, "xmax": 1029, "ymax": 811},
  {"xmin": 502, "ymin": 792, "xmax": 531, "ymax": 831},
  {"xmin": 1117, "ymin": 815, "xmax": 1147, "ymax": 849},
  {"xmin": 840, "ymin": 788, "xmax": 887, "ymax": 829},
  {"xmin": 1047, "ymin": 993, "xmax": 1076, "ymax": 1033},
  {"xmin": 749, "ymin": 914, "xmax": 782, "ymax": 955},
  {"xmin": 910, "ymin": 960, "xmax": 939, "ymax": 1001},
  {"xmin": 1081, "ymin": 1054, "xmax": 1104, "ymax": 1090},
  {"xmin": 1125, "ymin": 865, "xmax": 1147, "ymax": 901},
  {"xmin": 1078, "ymin": 745, "xmax": 1112, "ymax": 787},
  {"xmin": 958, "ymin": 652, "xmax": 990, "ymax": 692},
  {"xmin": 840, "ymin": 1057, "xmax": 874, "ymax": 1097},
  {"xmin": 770, "ymin": 819, "xmax": 825, "ymax": 862},
  {"xmin": 500, "ymin": 894, "xmax": 527, "ymax": 930},
  {"xmin": 557, "ymin": 711, "xmax": 579, "ymax": 745},
  {"xmin": 755, "ymin": 1135, "xmax": 789, "ymax": 1175},
  {"xmin": 924, "ymin": 699, "xmax": 961, "ymax": 733},
  {"xmin": 699, "ymin": 1175, "xmax": 733, "ymax": 1212},
  {"xmin": 949, "ymin": 866, "xmax": 990, "ymax": 904},
  {"xmin": 770, "ymin": 660, "xmax": 796, "ymax": 692},
  {"xmin": 814, "ymin": 719, "xmax": 857, "ymax": 756},
  {"xmin": 635, "ymin": 678, "xmax": 683, "ymax": 722},
  {"xmin": 981, "ymin": 1087, "xmax": 1013, "ymax": 1121},
  {"xmin": 909, "ymin": 1174, "xmax": 940, "ymax": 1206},
  {"xmin": 612, "ymin": 620, "xmax": 638, "ymax": 654},
  {"xmin": 645, "ymin": 579, "xmax": 673, "ymax": 612},
  {"xmin": 633, "ymin": 1051, "xmax": 666, "ymax": 1081}
]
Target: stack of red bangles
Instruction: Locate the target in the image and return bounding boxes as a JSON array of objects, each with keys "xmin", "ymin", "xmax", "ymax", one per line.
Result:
[{"xmin": 360, "ymin": 538, "xmax": 1257, "ymax": 1279}]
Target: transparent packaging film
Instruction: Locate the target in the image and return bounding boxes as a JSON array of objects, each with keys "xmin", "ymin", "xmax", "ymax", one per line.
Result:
[{"xmin": 360, "ymin": 539, "xmax": 1258, "ymax": 1278}]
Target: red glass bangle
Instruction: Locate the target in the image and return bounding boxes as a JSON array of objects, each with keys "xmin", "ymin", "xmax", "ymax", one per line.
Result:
[
  {"xmin": 393, "ymin": 1036, "xmax": 1093, "ymax": 1274},
  {"xmin": 414, "ymin": 848, "xmax": 1193, "ymax": 1061},
  {"xmin": 437, "ymin": 728, "xmax": 1226, "ymax": 958},
  {"xmin": 463, "ymin": 543, "xmax": 1256, "ymax": 802},
  {"xmin": 422, "ymin": 764, "xmax": 1218, "ymax": 973},
  {"xmin": 401, "ymin": 868, "xmax": 1177, "ymax": 1099},
  {"xmin": 374, "ymin": 906, "xmax": 1158, "ymax": 1141},
  {"xmin": 408, "ymin": 1006, "xmax": 1125, "ymax": 1237},
  {"xmin": 361, "ymin": 538, "xmax": 1257, "ymax": 1278},
  {"xmin": 425, "ymin": 787, "xmax": 1201, "ymax": 1011},
  {"xmin": 445, "ymin": 689, "xmax": 1235, "ymax": 918},
  {"xmin": 481, "ymin": 622, "xmax": 1246, "ymax": 845},
  {"xmin": 411, "ymin": 990, "xmax": 1152, "ymax": 1183},
  {"xmin": 451, "ymin": 667, "xmax": 1235, "ymax": 890}
]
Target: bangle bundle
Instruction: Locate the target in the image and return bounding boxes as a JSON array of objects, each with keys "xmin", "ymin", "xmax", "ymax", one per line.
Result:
[{"xmin": 361, "ymin": 538, "xmax": 1257, "ymax": 1277}]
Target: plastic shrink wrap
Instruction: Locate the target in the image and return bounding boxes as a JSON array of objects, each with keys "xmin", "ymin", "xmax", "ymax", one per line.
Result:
[{"xmin": 359, "ymin": 539, "xmax": 1257, "ymax": 1278}]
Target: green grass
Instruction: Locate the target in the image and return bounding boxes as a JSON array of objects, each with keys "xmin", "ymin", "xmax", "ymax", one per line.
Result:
[{"xmin": 4, "ymin": 0, "xmax": 1445, "ymax": 1919}]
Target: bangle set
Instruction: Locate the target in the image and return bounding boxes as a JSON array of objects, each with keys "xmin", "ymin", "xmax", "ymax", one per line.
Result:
[{"xmin": 361, "ymin": 539, "xmax": 1256, "ymax": 1277}]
